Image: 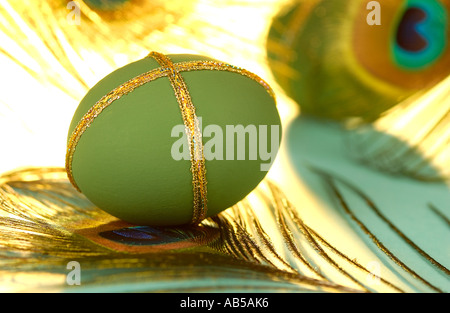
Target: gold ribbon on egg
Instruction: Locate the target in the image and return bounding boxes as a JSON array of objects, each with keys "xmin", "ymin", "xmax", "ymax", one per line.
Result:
[
  {"xmin": 148, "ymin": 52, "xmax": 208, "ymax": 224},
  {"xmin": 65, "ymin": 51, "xmax": 275, "ymax": 225}
]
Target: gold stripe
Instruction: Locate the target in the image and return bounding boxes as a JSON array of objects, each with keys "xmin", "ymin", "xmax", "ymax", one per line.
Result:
[
  {"xmin": 65, "ymin": 52, "xmax": 276, "ymax": 225},
  {"xmin": 148, "ymin": 51, "xmax": 207, "ymax": 225}
]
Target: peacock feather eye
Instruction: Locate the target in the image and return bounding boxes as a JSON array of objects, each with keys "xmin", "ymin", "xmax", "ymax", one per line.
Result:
[
  {"xmin": 396, "ymin": 8, "xmax": 428, "ymax": 52},
  {"xmin": 74, "ymin": 221, "xmax": 221, "ymax": 253},
  {"xmin": 392, "ymin": 0, "xmax": 448, "ymax": 70},
  {"xmin": 99, "ymin": 226, "xmax": 199, "ymax": 246},
  {"xmin": 60, "ymin": 0, "xmax": 194, "ymax": 32},
  {"xmin": 82, "ymin": 0, "xmax": 130, "ymax": 11}
]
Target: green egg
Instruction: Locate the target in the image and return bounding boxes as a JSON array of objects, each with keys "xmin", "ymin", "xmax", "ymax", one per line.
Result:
[
  {"xmin": 67, "ymin": 53, "xmax": 281, "ymax": 226},
  {"xmin": 267, "ymin": 0, "xmax": 450, "ymax": 122}
]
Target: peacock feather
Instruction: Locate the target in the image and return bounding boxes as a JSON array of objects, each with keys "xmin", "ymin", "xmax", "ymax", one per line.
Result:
[
  {"xmin": 1, "ymin": 167, "xmax": 448, "ymax": 292},
  {"xmin": 345, "ymin": 73, "xmax": 450, "ymax": 181},
  {"xmin": 0, "ymin": 0, "xmax": 448, "ymax": 293}
]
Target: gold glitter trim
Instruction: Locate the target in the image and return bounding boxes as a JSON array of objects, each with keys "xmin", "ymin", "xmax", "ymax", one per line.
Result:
[
  {"xmin": 65, "ymin": 51, "xmax": 275, "ymax": 225},
  {"xmin": 148, "ymin": 51, "xmax": 207, "ymax": 225}
]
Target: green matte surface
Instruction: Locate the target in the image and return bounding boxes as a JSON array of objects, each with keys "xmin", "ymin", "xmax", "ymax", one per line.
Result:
[{"xmin": 68, "ymin": 54, "xmax": 281, "ymax": 226}]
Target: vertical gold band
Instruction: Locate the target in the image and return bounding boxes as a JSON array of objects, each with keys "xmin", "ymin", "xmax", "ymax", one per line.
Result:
[{"xmin": 148, "ymin": 52, "xmax": 208, "ymax": 225}]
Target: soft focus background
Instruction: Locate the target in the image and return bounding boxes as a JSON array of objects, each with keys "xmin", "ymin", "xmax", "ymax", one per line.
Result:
[{"xmin": 0, "ymin": 0, "xmax": 448, "ymax": 292}]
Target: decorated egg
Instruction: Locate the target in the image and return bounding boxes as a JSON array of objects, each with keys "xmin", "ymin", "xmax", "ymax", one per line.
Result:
[
  {"xmin": 66, "ymin": 52, "xmax": 281, "ymax": 226},
  {"xmin": 267, "ymin": 0, "xmax": 450, "ymax": 122}
]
